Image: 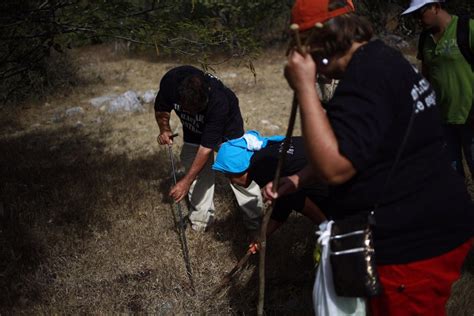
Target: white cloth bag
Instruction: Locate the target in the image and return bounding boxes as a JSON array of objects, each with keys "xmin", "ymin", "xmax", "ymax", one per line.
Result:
[{"xmin": 313, "ymin": 221, "xmax": 367, "ymax": 316}]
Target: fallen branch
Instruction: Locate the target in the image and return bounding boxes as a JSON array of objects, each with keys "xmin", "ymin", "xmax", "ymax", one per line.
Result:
[{"xmin": 212, "ymin": 243, "xmax": 259, "ymax": 296}]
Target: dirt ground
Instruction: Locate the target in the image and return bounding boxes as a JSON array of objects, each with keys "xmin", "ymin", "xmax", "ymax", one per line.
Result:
[{"xmin": 0, "ymin": 44, "xmax": 473, "ymax": 314}]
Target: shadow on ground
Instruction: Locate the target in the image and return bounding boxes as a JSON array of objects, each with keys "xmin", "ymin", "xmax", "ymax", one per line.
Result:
[
  {"xmin": 1, "ymin": 125, "xmax": 472, "ymax": 314},
  {"xmin": 210, "ymin": 207, "xmax": 316, "ymax": 315},
  {"xmin": 0, "ymin": 126, "xmax": 168, "ymax": 312}
]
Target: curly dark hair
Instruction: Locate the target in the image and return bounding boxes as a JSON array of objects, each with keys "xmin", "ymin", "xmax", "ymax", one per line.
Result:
[
  {"xmin": 177, "ymin": 74, "xmax": 210, "ymax": 114},
  {"xmin": 309, "ymin": 13, "xmax": 373, "ymax": 58},
  {"xmin": 288, "ymin": 12, "xmax": 373, "ymax": 60}
]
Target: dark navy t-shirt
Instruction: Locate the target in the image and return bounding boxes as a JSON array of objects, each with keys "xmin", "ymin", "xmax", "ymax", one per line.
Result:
[
  {"xmin": 248, "ymin": 137, "xmax": 307, "ymax": 187},
  {"xmin": 324, "ymin": 40, "xmax": 474, "ymax": 264},
  {"xmin": 248, "ymin": 137, "xmax": 328, "ymax": 222},
  {"xmin": 154, "ymin": 65, "xmax": 244, "ymax": 148}
]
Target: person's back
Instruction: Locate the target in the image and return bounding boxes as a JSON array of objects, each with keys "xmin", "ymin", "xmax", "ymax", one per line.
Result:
[
  {"xmin": 418, "ymin": 15, "xmax": 473, "ymax": 124},
  {"xmin": 320, "ymin": 37, "xmax": 472, "ymax": 264},
  {"xmin": 402, "ymin": 1, "xmax": 474, "ymax": 178},
  {"xmin": 155, "ymin": 65, "xmax": 244, "ymax": 147},
  {"xmin": 266, "ymin": 0, "xmax": 474, "ymax": 313},
  {"xmin": 212, "ymin": 133, "xmax": 327, "ymax": 235}
]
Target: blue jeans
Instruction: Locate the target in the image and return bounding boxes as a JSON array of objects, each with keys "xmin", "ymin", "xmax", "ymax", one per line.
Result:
[{"xmin": 443, "ymin": 124, "xmax": 474, "ymax": 178}]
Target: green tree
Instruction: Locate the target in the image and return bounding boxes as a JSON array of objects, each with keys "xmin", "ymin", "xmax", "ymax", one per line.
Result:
[{"xmin": 0, "ymin": 0, "xmax": 294, "ymax": 104}]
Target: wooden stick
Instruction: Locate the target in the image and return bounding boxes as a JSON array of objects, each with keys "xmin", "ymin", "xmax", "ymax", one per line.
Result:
[
  {"xmin": 304, "ymin": 22, "xmax": 324, "ymax": 47},
  {"xmin": 257, "ymin": 24, "xmax": 304, "ymax": 316},
  {"xmin": 212, "ymin": 248, "xmax": 255, "ymax": 296},
  {"xmin": 290, "ymin": 23, "xmax": 304, "ymax": 54}
]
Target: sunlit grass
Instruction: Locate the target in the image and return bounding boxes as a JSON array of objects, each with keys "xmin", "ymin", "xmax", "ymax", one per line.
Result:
[{"xmin": 0, "ymin": 45, "xmax": 472, "ymax": 315}]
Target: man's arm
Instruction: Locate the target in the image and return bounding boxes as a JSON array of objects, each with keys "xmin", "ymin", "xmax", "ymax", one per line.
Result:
[
  {"xmin": 262, "ymin": 164, "xmax": 316, "ymax": 203},
  {"xmin": 169, "ymin": 145, "xmax": 213, "ymax": 202},
  {"xmin": 155, "ymin": 111, "xmax": 173, "ymax": 145}
]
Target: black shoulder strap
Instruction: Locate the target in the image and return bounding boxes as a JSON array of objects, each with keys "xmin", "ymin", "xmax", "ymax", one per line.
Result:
[
  {"xmin": 369, "ymin": 98, "xmax": 417, "ymax": 225},
  {"xmin": 456, "ymin": 15, "xmax": 473, "ymax": 66},
  {"xmin": 417, "ymin": 29, "xmax": 430, "ymax": 62}
]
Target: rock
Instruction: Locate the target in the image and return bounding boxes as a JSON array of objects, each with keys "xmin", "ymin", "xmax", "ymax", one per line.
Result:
[
  {"xmin": 268, "ymin": 124, "xmax": 280, "ymax": 131},
  {"xmin": 220, "ymin": 72, "xmax": 238, "ymax": 79},
  {"xmin": 65, "ymin": 106, "xmax": 84, "ymax": 117},
  {"xmin": 90, "ymin": 95, "xmax": 116, "ymax": 108},
  {"xmin": 260, "ymin": 119, "xmax": 270, "ymax": 125},
  {"xmin": 158, "ymin": 302, "xmax": 173, "ymax": 313},
  {"xmin": 75, "ymin": 121, "xmax": 85, "ymax": 128},
  {"xmin": 141, "ymin": 90, "xmax": 157, "ymax": 104},
  {"xmin": 381, "ymin": 34, "xmax": 410, "ymax": 50},
  {"xmin": 108, "ymin": 90, "xmax": 144, "ymax": 113},
  {"xmin": 51, "ymin": 113, "xmax": 63, "ymax": 123}
]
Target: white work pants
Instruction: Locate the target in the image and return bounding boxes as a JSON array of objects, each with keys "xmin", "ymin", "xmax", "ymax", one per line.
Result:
[{"xmin": 180, "ymin": 142, "xmax": 263, "ymax": 231}]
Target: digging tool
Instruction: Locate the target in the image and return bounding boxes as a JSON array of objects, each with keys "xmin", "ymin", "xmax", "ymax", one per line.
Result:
[
  {"xmin": 212, "ymin": 243, "xmax": 259, "ymax": 296},
  {"xmin": 167, "ymin": 133, "xmax": 196, "ymax": 295},
  {"xmin": 257, "ymin": 24, "xmax": 305, "ymax": 316}
]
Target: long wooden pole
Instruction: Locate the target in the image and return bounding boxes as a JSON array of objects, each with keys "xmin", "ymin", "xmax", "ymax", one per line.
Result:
[
  {"xmin": 257, "ymin": 24, "xmax": 304, "ymax": 316},
  {"xmin": 167, "ymin": 134, "xmax": 196, "ymax": 295}
]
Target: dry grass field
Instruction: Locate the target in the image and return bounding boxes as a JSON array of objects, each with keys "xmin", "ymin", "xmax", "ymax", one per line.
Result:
[{"xmin": 0, "ymin": 44, "xmax": 473, "ymax": 315}]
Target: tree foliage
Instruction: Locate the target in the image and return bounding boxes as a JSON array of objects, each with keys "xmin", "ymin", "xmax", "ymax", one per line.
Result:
[
  {"xmin": 0, "ymin": 0, "xmax": 294, "ymax": 103},
  {"xmin": 1, "ymin": 0, "xmax": 473, "ymax": 104}
]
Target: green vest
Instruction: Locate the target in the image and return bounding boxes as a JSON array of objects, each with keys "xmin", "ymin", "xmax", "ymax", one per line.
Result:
[{"xmin": 421, "ymin": 16, "xmax": 474, "ymax": 124}]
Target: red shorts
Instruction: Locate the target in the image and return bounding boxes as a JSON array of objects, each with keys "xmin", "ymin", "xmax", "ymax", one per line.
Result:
[{"xmin": 370, "ymin": 239, "xmax": 473, "ymax": 316}]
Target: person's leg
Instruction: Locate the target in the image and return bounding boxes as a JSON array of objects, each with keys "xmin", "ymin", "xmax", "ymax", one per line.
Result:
[
  {"xmin": 229, "ymin": 180, "xmax": 263, "ymax": 231},
  {"xmin": 253, "ymin": 192, "xmax": 327, "ymax": 242},
  {"xmin": 270, "ymin": 191, "xmax": 326, "ymax": 226},
  {"xmin": 180, "ymin": 142, "xmax": 215, "ymax": 231},
  {"xmin": 263, "ymin": 193, "xmax": 305, "ymax": 238},
  {"xmin": 444, "ymin": 124, "xmax": 465, "ymax": 177},
  {"xmin": 265, "ymin": 219, "xmax": 284, "ymax": 238},
  {"xmin": 370, "ymin": 239, "xmax": 473, "ymax": 316},
  {"xmin": 460, "ymin": 124, "xmax": 474, "ymax": 178},
  {"xmin": 300, "ymin": 197, "xmax": 326, "ymax": 225},
  {"xmin": 268, "ymin": 191, "xmax": 326, "ymax": 229}
]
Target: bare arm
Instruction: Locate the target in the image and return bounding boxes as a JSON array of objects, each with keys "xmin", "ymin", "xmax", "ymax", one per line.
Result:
[
  {"xmin": 155, "ymin": 111, "xmax": 173, "ymax": 145},
  {"xmin": 262, "ymin": 164, "xmax": 316, "ymax": 202},
  {"xmin": 183, "ymin": 146, "xmax": 213, "ymax": 185},
  {"xmin": 169, "ymin": 145, "xmax": 214, "ymax": 202},
  {"xmin": 155, "ymin": 111, "xmax": 214, "ymax": 201}
]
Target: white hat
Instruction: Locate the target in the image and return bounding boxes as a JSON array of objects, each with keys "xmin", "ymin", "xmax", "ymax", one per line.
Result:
[{"xmin": 401, "ymin": 0, "xmax": 445, "ymax": 15}]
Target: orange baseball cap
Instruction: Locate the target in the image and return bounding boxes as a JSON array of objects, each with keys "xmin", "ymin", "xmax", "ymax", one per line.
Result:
[{"xmin": 291, "ymin": 0, "xmax": 355, "ymax": 31}]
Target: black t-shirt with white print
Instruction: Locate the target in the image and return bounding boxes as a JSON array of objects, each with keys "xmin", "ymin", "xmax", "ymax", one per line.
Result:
[
  {"xmin": 248, "ymin": 137, "xmax": 328, "ymax": 222},
  {"xmin": 154, "ymin": 65, "xmax": 244, "ymax": 148},
  {"xmin": 323, "ymin": 40, "xmax": 473, "ymax": 265},
  {"xmin": 248, "ymin": 137, "xmax": 307, "ymax": 187}
]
